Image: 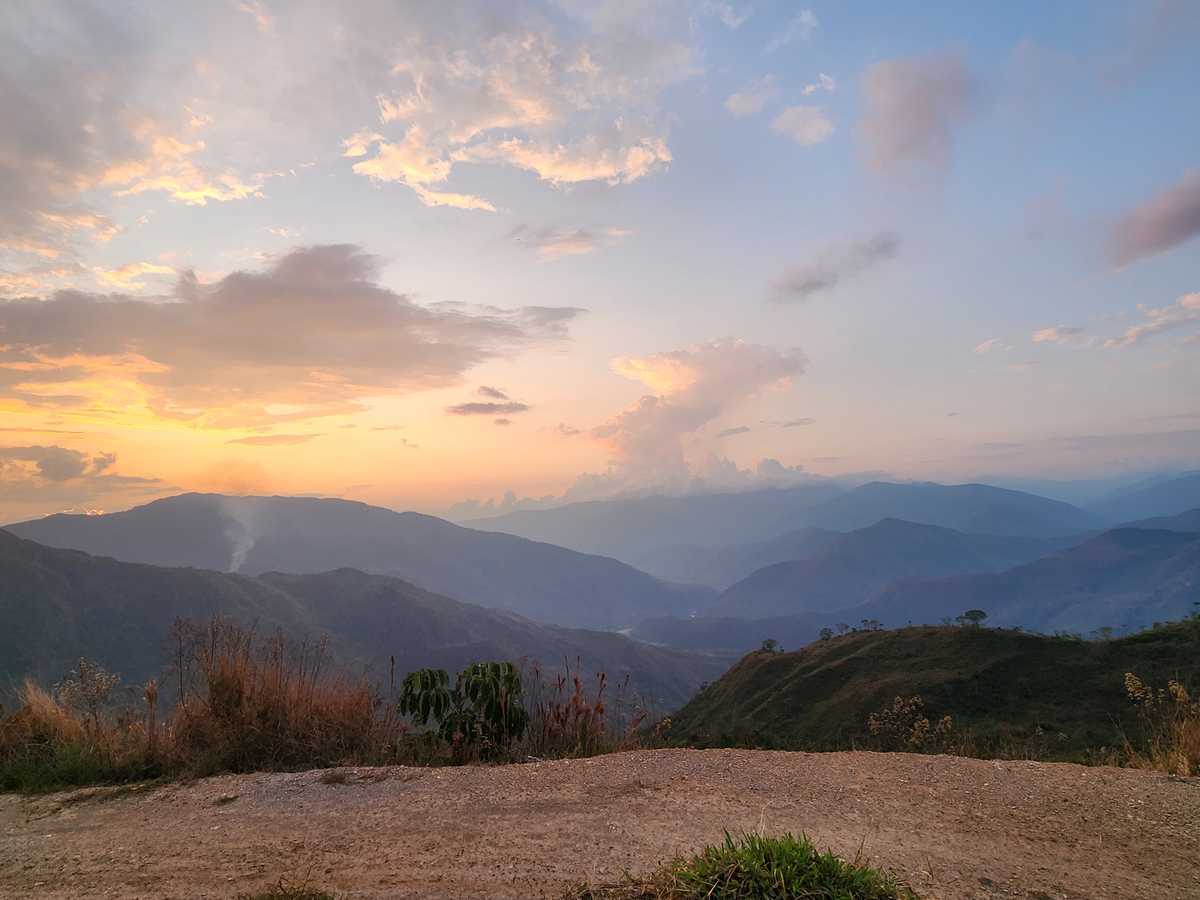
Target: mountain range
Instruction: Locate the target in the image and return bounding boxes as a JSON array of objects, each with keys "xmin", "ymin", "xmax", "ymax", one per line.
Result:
[
  {"xmin": 0, "ymin": 529, "xmax": 729, "ymax": 709},
  {"xmin": 6, "ymin": 494, "xmax": 712, "ymax": 630}
]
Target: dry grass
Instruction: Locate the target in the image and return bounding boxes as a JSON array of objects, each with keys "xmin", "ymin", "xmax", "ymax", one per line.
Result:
[
  {"xmin": 1123, "ymin": 673, "xmax": 1200, "ymax": 776},
  {"xmin": 0, "ymin": 619, "xmax": 662, "ymax": 792}
]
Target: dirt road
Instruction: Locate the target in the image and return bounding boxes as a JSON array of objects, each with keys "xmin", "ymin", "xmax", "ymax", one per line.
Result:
[{"xmin": 1, "ymin": 749, "xmax": 1197, "ymax": 899}]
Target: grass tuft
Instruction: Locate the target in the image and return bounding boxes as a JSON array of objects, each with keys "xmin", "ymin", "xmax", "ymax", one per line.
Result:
[{"xmin": 571, "ymin": 831, "xmax": 916, "ymax": 899}]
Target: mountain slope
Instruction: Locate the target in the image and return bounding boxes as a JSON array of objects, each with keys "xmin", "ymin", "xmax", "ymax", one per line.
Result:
[
  {"xmin": 6, "ymin": 494, "xmax": 713, "ymax": 630},
  {"xmin": 781, "ymin": 481, "xmax": 1098, "ymax": 538},
  {"xmin": 462, "ymin": 484, "xmax": 847, "ymax": 563},
  {"xmin": 0, "ymin": 530, "xmax": 728, "ymax": 709},
  {"xmin": 862, "ymin": 527, "xmax": 1200, "ymax": 634},
  {"xmin": 707, "ymin": 518, "xmax": 1069, "ymax": 619},
  {"xmin": 632, "ymin": 527, "xmax": 840, "ymax": 588},
  {"xmin": 669, "ymin": 624, "xmax": 1200, "ymax": 759},
  {"xmin": 1089, "ymin": 472, "xmax": 1200, "ymax": 524}
]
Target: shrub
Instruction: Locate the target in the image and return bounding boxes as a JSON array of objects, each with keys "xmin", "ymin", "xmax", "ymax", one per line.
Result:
[
  {"xmin": 398, "ymin": 661, "xmax": 527, "ymax": 762},
  {"xmin": 571, "ymin": 831, "xmax": 915, "ymax": 899},
  {"xmin": 866, "ymin": 695, "xmax": 955, "ymax": 754}
]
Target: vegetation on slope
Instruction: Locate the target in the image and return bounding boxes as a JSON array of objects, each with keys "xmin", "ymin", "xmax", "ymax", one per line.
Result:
[
  {"xmin": 668, "ymin": 622, "xmax": 1200, "ymax": 762},
  {"xmin": 0, "ymin": 530, "xmax": 728, "ymax": 710},
  {"xmin": 573, "ymin": 831, "xmax": 914, "ymax": 899}
]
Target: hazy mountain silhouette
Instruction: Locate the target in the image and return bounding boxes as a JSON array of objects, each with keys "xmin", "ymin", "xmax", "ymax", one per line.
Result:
[
  {"xmin": 634, "ymin": 525, "xmax": 1200, "ymax": 651},
  {"xmin": 0, "ymin": 530, "xmax": 729, "ymax": 709},
  {"xmin": 708, "ymin": 518, "xmax": 1072, "ymax": 619},
  {"xmin": 780, "ymin": 481, "xmax": 1099, "ymax": 537},
  {"xmin": 632, "ymin": 527, "xmax": 840, "ymax": 588},
  {"xmin": 1089, "ymin": 471, "xmax": 1200, "ymax": 524},
  {"xmin": 6, "ymin": 494, "xmax": 713, "ymax": 630},
  {"xmin": 462, "ymin": 484, "xmax": 847, "ymax": 563}
]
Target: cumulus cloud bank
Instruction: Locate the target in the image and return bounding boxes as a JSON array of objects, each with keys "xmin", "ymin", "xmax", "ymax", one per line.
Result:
[
  {"xmin": 0, "ymin": 244, "xmax": 582, "ymax": 427},
  {"xmin": 588, "ymin": 338, "xmax": 806, "ymax": 490}
]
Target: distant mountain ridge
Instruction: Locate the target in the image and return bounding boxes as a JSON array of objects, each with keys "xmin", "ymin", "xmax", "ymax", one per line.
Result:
[
  {"xmin": 707, "ymin": 518, "xmax": 1073, "ymax": 619},
  {"xmin": 0, "ymin": 530, "xmax": 729, "ymax": 709},
  {"xmin": 633, "ymin": 520, "xmax": 1200, "ymax": 651},
  {"xmin": 780, "ymin": 481, "xmax": 1099, "ymax": 537},
  {"xmin": 6, "ymin": 494, "xmax": 714, "ymax": 630},
  {"xmin": 1090, "ymin": 471, "xmax": 1200, "ymax": 524}
]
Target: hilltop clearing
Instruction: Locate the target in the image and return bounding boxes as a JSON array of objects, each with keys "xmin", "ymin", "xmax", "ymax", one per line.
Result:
[{"xmin": 0, "ymin": 749, "xmax": 1195, "ymax": 899}]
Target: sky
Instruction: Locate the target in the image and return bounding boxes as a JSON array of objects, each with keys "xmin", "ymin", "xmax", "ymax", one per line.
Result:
[{"xmin": 1, "ymin": 0, "xmax": 1198, "ymax": 523}]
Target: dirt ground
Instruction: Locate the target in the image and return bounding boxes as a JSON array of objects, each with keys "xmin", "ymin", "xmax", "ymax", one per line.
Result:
[{"xmin": 1, "ymin": 748, "xmax": 1197, "ymax": 900}]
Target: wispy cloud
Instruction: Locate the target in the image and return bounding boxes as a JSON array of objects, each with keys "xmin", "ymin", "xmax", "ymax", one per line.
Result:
[
  {"xmin": 226, "ymin": 434, "xmax": 322, "ymax": 446},
  {"xmin": 1031, "ymin": 325, "xmax": 1085, "ymax": 345},
  {"xmin": 508, "ymin": 224, "xmax": 630, "ymax": 259},
  {"xmin": 974, "ymin": 337, "xmax": 1011, "ymax": 354},
  {"xmin": 1107, "ymin": 170, "xmax": 1200, "ymax": 267},
  {"xmin": 725, "ymin": 75, "xmax": 778, "ymax": 117},
  {"xmin": 1105, "ymin": 292, "xmax": 1200, "ymax": 348},
  {"xmin": 772, "ymin": 232, "xmax": 901, "ymax": 302},
  {"xmin": 765, "ymin": 9, "xmax": 818, "ymax": 53},
  {"xmin": 716, "ymin": 425, "xmax": 751, "ymax": 438},
  {"xmin": 446, "ymin": 401, "xmax": 532, "ymax": 416},
  {"xmin": 770, "ymin": 106, "xmax": 835, "ymax": 146}
]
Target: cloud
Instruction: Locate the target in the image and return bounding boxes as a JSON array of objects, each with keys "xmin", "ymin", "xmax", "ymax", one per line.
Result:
[
  {"xmin": 446, "ymin": 402, "xmax": 532, "ymax": 416},
  {"xmin": 477, "ymin": 385, "xmax": 509, "ymax": 400},
  {"xmin": 716, "ymin": 425, "xmax": 751, "ymax": 438},
  {"xmin": 0, "ymin": 244, "xmax": 582, "ymax": 427},
  {"xmin": 344, "ymin": 15, "xmax": 694, "ymax": 208},
  {"xmin": 697, "ymin": 2, "xmax": 753, "ymax": 29},
  {"xmin": 95, "ymin": 261, "xmax": 175, "ymax": 291},
  {"xmin": 1105, "ymin": 293, "xmax": 1200, "ymax": 348},
  {"xmin": 1031, "ymin": 325, "xmax": 1085, "ymax": 345},
  {"xmin": 508, "ymin": 225, "xmax": 631, "ymax": 259},
  {"xmin": 860, "ymin": 51, "xmax": 981, "ymax": 174},
  {"xmin": 226, "ymin": 434, "xmax": 322, "ymax": 446},
  {"xmin": 780, "ymin": 417, "xmax": 814, "ymax": 428},
  {"xmin": 556, "ymin": 423, "xmax": 582, "ymax": 437},
  {"xmin": 770, "ymin": 106, "xmax": 834, "ymax": 146},
  {"xmin": 493, "ymin": 418, "xmax": 513, "ymax": 426},
  {"xmin": 725, "ymin": 75, "xmax": 778, "ymax": 118},
  {"xmin": 765, "ymin": 10, "xmax": 818, "ymax": 53},
  {"xmin": 588, "ymin": 338, "xmax": 806, "ymax": 490},
  {"xmin": 1106, "ymin": 170, "xmax": 1200, "ymax": 267},
  {"xmin": 0, "ymin": 445, "xmax": 165, "ymax": 517},
  {"xmin": 974, "ymin": 337, "xmax": 1011, "ymax": 354},
  {"xmin": 801, "ymin": 73, "xmax": 836, "ymax": 96},
  {"xmin": 772, "ymin": 232, "xmax": 901, "ymax": 302}
]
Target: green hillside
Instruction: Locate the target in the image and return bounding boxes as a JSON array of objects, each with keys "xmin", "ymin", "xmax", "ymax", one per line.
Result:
[{"xmin": 669, "ymin": 623, "xmax": 1200, "ymax": 760}]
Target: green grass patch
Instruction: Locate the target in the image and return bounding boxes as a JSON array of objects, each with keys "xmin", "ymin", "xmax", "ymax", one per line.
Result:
[{"xmin": 572, "ymin": 831, "xmax": 915, "ymax": 899}]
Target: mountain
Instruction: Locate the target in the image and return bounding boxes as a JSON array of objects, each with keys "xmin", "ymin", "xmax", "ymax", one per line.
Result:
[
  {"xmin": 462, "ymin": 484, "xmax": 847, "ymax": 564},
  {"xmin": 1125, "ymin": 508, "xmax": 1200, "ymax": 533},
  {"xmin": 707, "ymin": 518, "xmax": 1071, "ymax": 619},
  {"xmin": 668, "ymin": 623, "xmax": 1200, "ymax": 760},
  {"xmin": 780, "ymin": 481, "xmax": 1098, "ymax": 538},
  {"xmin": 1090, "ymin": 472, "xmax": 1200, "ymax": 524},
  {"xmin": 635, "ymin": 525, "xmax": 1200, "ymax": 651},
  {"xmin": 632, "ymin": 527, "xmax": 840, "ymax": 589},
  {"xmin": 6, "ymin": 494, "xmax": 714, "ymax": 630},
  {"xmin": 0, "ymin": 530, "xmax": 729, "ymax": 709},
  {"xmin": 862, "ymin": 527, "xmax": 1200, "ymax": 634}
]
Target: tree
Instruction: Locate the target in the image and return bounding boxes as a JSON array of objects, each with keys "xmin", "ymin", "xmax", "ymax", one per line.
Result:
[
  {"xmin": 835, "ymin": 623, "xmax": 850, "ymax": 635},
  {"xmin": 956, "ymin": 609, "xmax": 988, "ymax": 628},
  {"xmin": 398, "ymin": 661, "xmax": 528, "ymax": 760},
  {"xmin": 760, "ymin": 638, "xmax": 781, "ymax": 653},
  {"xmin": 818, "ymin": 627, "xmax": 834, "ymax": 641}
]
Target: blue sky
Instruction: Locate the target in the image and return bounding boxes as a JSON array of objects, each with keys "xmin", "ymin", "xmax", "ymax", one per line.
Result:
[{"xmin": 0, "ymin": 0, "xmax": 1197, "ymax": 521}]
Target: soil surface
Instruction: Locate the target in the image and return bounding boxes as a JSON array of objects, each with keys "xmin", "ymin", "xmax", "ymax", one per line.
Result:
[{"xmin": 1, "ymin": 748, "xmax": 1197, "ymax": 899}]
